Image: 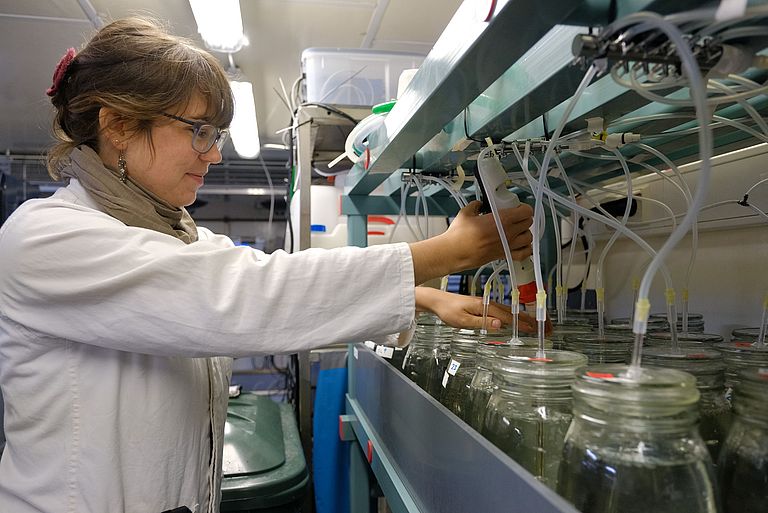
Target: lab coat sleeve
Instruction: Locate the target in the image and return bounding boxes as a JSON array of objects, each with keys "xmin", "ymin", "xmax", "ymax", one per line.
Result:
[{"xmin": 0, "ymin": 200, "xmax": 416, "ymax": 357}]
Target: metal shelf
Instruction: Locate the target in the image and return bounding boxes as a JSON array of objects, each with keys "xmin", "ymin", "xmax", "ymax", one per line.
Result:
[
  {"xmin": 340, "ymin": 0, "xmax": 768, "ymax": 232},
  {"xmin": 343, "ymin": 344, "xmax": 579, "ymax": 513}
]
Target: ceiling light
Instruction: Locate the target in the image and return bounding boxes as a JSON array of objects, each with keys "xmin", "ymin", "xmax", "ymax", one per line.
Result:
[
  {"xmin": 188, "ymin": 0, "xmax": 245, "ymax": 53},
  {"xmin": 229, "ymin": 79, "xmax": 261, "ymax": 159}
]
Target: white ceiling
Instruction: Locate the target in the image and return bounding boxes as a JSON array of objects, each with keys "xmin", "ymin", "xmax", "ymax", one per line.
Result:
[{"xmin": 0, "ymin": 0, "xmax": 462, "ymax": 155}]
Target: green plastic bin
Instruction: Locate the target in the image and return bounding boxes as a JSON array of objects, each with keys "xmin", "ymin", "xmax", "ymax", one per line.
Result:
[{"xmin": 220, "ymin": 393, "xmax": 309, "ymax": 512}]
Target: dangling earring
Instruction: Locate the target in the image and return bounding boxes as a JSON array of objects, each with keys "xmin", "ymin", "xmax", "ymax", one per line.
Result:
[{"xmin": 118, "ymin": 150, "xmax": 128, "ymax": 184}]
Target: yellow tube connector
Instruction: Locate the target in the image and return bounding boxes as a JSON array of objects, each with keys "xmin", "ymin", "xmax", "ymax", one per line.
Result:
[
  {"xmin": 665, "ymin": 288, "xmax": 676, "ymax": 306},
  {"xmin": 596, "ymin": 288, "xmax": 605, "ymax": 303},
  {"xmin": 632, "ymin": 277, "xmax": 640, "ymax": 291},
  {"xmin": 633, "ymin": 298, "xmax": 651, "ymax": 335},
  {"xmin": 483, "ymin": 280, "xmax": 493, "ymax": 301},
  {"xmin": 682, "ymin": 289, "xmax": 690, "ymax": 302},
  {"xmin": 536, "ymin": 290, "xmax": 547, "ymax": 322}
]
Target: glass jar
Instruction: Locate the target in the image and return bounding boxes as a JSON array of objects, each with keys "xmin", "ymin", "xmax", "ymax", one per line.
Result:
[
  {"xmin": 730, "ymin": 327, "xmax": 760, "ymax": 342},
  {"xmin": 645, "ymin": 332, "xmax": 724, "ymax": 348},
  {"xmin": 557, "ymin": 365, "xmax": 719, "ymax": 513},
  {"xmin": 644, "ymin": 347, "xmax": 732, "ymax": 463},
  {"xmin": 481, "ymin": 349, "xmax": 587, "ymax": 489},
  {"xmin": 611, "ymin": 316, "xmax": 669, "ymax": 330},
  {"xmin": 718, "ymin": 368, "xmax": 768, "ymax": 513},
  {"xmin": 604, "ymin": 322, "xmax": 666, "ymax": 336},
  {"xmin": 439, "ymin": 337, "xmax": 478, "ymax": 421},
  {"xmin": 429, "ymin": 330, "xmax": 457, "ymax": 398},
  {"xmin": 465, "ymin": 341, "xmax": 516, "ymax": 430},
  {"xmin": 651, "ymin": 312, "xmax": 706, "ymax": 333},
  {"xmin": 713, "ymin": 341, "xmax": 768, "ymax": 400},
  {"xmin": 402, "ymin": 323, "xmax": 452, "ymax": 394},
  {"xmin": 565, "ymin": 308, "xmax": 600, "ymax": 326},
  {"xmin": 564, "ymin": 333, "xmax": 634, "ymax": 364},
  {"xmin": 552, "ymin": 317, "xmax": 593, "ymax": 327},
  {"xmin": 549, "ymin": 324, "xmax": 593, "ymax": 350},
  {"xmin": 650, "ymin": 312, "xmax": 704, "ymax": 322}
]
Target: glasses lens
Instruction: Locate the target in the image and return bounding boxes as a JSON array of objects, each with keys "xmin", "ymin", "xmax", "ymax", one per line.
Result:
[{"xmin": 193, "ymin": 124, "xmax": 218, "ymax": 153}]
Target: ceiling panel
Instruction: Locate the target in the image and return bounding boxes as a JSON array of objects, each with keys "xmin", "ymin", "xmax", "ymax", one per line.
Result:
[
  {"xmin": 375, "ymin": 0, "xmax": 461, "ymax": 46},
  {"xmin": 0, "ymin": 0, "xmax": 83, "ymax": 18},
  {"xmin": 0, "ymin": 0, "xmax": 454, "ymax": 153}
]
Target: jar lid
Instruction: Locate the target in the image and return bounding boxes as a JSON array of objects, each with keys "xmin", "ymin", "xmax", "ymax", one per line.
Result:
[
  {"xmin": 449, "ymin": 338, "xmax": 480, "ymax": 354},
  {"xmin": 452, "ymin": 329, "xmax": 488, "ymax": 344},
  {"xmin": 564, "ymin": 333, "xmax": 634, "ymax": 345},
  {"xmin": 611, "ymin": 316, "xmax": 668, "ymax": 326},
  {"xmin": 643, "ymin": 347, "xmax": 725, "ymax": 375},
  {"xmin": 573, "ymin": 365, "xmax": 700, "ymax": 414},
  {"xmin": 714, "ymin": 341, "xmax": 768, "ymax": 357},
  {"xmin": 552, "ymin": 318, "xmax": 593, "ymax": 327},
  {"xmin": 604, "ymin": 323, "xmax": 666, "ymax": 334},
  {"xmin": 646, "ymin": 332, "xmax": 724, "ymax": 344},
  {"xmin": 650, "ymin": 312, "xmax": 704, "ymax": 321},
  {"xmin": 550, "ymin": 325, "xmax": 593, "ymax": 341},
  {"xmin": 731, "ymin": 327, "xmax": 760, "ymax": 341},
  {"xmin": 494, "ymin": 349, "xmax": 588, "ymax": 386}
]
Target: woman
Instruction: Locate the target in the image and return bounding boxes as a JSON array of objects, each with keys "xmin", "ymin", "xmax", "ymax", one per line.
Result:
[{"xmin": 0, "ymin": 17, "xmax": 536, "ymax": 513}]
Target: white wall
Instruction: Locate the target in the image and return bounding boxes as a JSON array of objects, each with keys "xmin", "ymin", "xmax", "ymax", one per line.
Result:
[{"xmin": 576, "ymin": 144, "xmax": 768, "ymax": 338}]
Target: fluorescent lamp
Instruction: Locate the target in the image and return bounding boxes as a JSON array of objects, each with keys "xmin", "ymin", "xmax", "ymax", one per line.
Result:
[
  {"xmin": 229, "ymin": 79, "xmax": 261, "ymax": 159},
  {"xmin": 189, "ymin": 0, "xmax": 245, "ymax": 53}
]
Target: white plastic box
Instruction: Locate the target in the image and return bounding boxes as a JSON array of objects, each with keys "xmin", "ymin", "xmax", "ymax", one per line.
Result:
[{"xmin": 301, "ymin": 48, "xmax": 424, "ymax": 106}]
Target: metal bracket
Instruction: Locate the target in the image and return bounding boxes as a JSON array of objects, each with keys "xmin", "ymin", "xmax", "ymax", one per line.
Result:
[{"xmin": 339, "ymin": 414, "xmax": 358, "ymax": 442}]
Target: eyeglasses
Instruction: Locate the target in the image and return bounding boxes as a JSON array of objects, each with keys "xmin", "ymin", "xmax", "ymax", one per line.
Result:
[{"xmin": 161, "ymin": 112, "xmax": 229, "ymax": 153}]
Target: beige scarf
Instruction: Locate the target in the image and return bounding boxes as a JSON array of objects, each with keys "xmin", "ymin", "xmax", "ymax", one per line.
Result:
[{"xmin": 61, "ymin": 146, "xmax": 198, "ymax": 244}]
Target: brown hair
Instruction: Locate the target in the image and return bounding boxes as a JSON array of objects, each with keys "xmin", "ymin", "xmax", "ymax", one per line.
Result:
[{"xmin": 46, "ymin": 16, "xmax": 235, "ymax": 179}]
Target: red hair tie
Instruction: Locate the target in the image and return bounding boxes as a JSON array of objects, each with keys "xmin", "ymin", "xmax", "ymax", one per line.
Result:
[{"xmin": 46, "ymin": 48, "xmax": 77, "ymax": 97}]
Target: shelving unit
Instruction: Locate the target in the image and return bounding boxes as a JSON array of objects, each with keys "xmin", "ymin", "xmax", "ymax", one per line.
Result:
[
  {"xmin": 293, "ymin": 0, "xmax": 768, "ymax": 510},
  {"xmin": 342, "ymin": 344, "xmax": 579, "ymax": 513},
  {"xmin": 339, "ymin": 0, "xmax": 768, "ymax": 245},
  {"xmin": 280, "ymin": 0, "xmax": 768, "ymax": 513}
]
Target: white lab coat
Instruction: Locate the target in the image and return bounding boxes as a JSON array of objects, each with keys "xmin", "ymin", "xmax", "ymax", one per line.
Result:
[{"xmin": 0, "ymin": 179, "xmax": 415, "ymax": 513}]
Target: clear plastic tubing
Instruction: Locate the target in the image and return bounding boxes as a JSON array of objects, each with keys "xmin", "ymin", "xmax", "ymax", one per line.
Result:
[
  {"xmin": 412, "ymin": 175, "xmax": 429, "ymax": 240},
  {"xmin": 593, "ymin": 149, "xmax": 634, "ymax": 338},
  {"xmin": 636, "ymin": 143, "xmax": 696, "ymax": 334},
  {"xmin": 477, "ymin": 145, "xmax": 519, "ymax": 291},
  {"xmin": 527, "ymin": 64, "xmax": 600, "ymax": 351},
  {"xmin": 476, "ymin": 146, "xmax": 521, "ymax": 338},
  {"xmin": 471, "ymin": 261, "xmax": 500, "ymax": 297},
  {"xmin": 759, "ymin": 294, "xmax": 768, "ymax": 348},
  {"xmin": 601, "ymin": 12, "xmax": 713, "ymax": 371},
  {"xmin": 552, "ymin": 153, "xmax": 583, "ymax": 323},
  {"xmin": 481, "ymin": 263, "xmax": 523, "ymax": 342}
]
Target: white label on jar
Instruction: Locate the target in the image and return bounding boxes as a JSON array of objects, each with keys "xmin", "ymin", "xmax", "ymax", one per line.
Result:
[
  {"xmin": 447, "ymin": 359, "xmax": 461, "ymax": 376},
  {"xmin": 376, "ymin": 346, "xmax": 394, "ymax": 359},
  {"xmin": 364, "ymin": 341, "xmax": 376, "ymax": 350},
  {"xmin": 442, "ymin": 371, "xmax": 450, "ymax": 388},
  {"xmin": 353, "ymin": 346, "xmax": 359, "ymax": 359}
]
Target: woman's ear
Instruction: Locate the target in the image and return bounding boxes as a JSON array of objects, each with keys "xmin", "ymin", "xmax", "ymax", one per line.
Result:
[{"xmin": 98, "ymin": 107, "xmax": 129, "ymax": 150}]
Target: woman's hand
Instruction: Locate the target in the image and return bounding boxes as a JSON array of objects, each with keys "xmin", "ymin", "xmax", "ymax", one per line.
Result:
[
  {"xmin": 409, "ymin": 200, "xmax": 534, "ymax": 285},
  {"xmin": 415, "ymin": 287, "xmax": 542, "ymax": 333}
]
